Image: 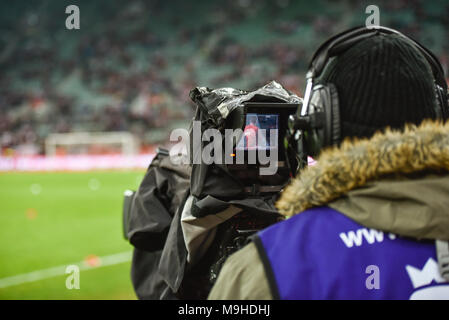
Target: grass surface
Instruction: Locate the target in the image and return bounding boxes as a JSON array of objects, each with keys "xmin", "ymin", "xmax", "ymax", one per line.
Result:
[{"xmin": 0, "ymin": 170, "xmax": 145, "ymax": 300}]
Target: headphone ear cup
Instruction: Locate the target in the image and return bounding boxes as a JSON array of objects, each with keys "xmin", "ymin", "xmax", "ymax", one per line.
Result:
[
  {"xmin": 302, "ymin": 83, "xmax": 341, "ymax": 157},
  {"xmin": 445, "ymin": 87, "xmax": 449, "ymax": 120},
  {"xmin": 327, "ymin": 83, "xmax": 341, "ymax": 146},
  {"xmin": 436, "ymin": 85, "xmax": 449, "ymax": 120},
  {"xmin": 303, "ymin": 84, "xmax": 326, "ymax": 157},
  {"xmin": 307, "ymin": 83, "xmax": 341, "ymax": 150}
]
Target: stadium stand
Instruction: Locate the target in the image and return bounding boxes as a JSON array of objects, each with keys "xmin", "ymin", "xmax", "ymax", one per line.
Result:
[{"xmin": 1, "ymin": 0, "xmax": 448, "ymax": 156}]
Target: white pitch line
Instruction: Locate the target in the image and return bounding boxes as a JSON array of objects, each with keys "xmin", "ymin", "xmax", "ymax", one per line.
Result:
[{"xmin": 0, "ymin": 251, "xmax": 132, "ymax": 289}]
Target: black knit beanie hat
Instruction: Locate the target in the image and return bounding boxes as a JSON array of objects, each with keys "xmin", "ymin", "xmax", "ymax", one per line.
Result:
[{"xmin": 320, "ymin": 33, "xmax": 439, "ymax": 139}]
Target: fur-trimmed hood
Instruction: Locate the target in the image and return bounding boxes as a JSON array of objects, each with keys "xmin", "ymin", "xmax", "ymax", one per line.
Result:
[{"xmin": 276, "ymin": 120, "xmax": 449, "ymax": 239}]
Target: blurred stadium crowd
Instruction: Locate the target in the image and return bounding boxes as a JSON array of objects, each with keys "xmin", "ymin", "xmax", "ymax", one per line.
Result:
[{"xmin": 1, "ymin": 0, "xmax": 448, "ymax": 155}]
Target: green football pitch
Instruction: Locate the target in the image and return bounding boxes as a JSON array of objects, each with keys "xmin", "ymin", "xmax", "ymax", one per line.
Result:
[{"xmin": 0, "ymin": 170, "xmax": 146, "ymax": 300}]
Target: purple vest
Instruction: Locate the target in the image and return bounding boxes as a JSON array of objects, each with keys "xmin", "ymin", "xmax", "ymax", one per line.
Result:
[{"xmin": 255, "ymin": 206, "xmax": 449, "ymax": 299}]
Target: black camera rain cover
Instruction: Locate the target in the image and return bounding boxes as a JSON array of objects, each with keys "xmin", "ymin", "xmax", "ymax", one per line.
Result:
[
  {"xmin": 129, "ymin": 82, "xmax": 301, "ymax": 300},
  {"xmin": 188, "ymin": 80, "xmax": 301, "ymax": 213},
  {"xmin": 189, "ymin": 80, "xmax": 301, "ymax": 129}
]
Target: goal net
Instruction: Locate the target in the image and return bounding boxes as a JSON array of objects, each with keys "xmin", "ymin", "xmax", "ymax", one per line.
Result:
[{"xmin": 45, "ymin": 132, "xmax": 139, "ymax": 156}]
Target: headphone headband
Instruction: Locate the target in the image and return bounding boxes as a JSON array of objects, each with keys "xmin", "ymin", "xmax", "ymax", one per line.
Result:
[
  {"xmin": 309, "ymin": 26, "xmax": 446, "ymax": 83},
  {"xmin": 289, "ymin": 25, "xmax": 449, "ymax": 172},
  {"xmin": 298, "ymin": 26, "xmax": 448, "ymax": 120}
]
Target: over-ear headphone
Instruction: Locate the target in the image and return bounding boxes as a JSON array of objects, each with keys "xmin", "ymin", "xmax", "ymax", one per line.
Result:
[{"xmin": 288, "ymin": 26, "xmax": 449, "ymax": 167}]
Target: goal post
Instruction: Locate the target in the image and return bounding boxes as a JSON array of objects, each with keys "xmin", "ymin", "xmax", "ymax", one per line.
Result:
[{"xmin": 45, "ymin": 132, "xmax": 140, "ymax": 156}]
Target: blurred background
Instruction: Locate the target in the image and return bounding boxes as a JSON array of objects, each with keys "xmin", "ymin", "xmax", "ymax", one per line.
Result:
[{"xmin": 0, "ymin": 0, "xmax": 448, "ymax": 299}]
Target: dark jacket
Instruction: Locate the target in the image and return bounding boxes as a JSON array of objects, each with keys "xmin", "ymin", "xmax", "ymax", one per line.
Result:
[{"xmin": 208, "ymin": 120, "xmax": 449, "ymax": 299}]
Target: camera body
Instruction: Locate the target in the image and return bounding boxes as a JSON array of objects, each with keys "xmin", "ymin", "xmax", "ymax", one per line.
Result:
[{"xmin": 225, "ymin": 102, "xmax": 299, "ymax": 190}]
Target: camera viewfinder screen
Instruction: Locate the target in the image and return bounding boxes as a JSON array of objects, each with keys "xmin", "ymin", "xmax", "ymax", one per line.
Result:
[{"xmin": 236, "ymin": 113, "xmax": 278, "ymax": 150}]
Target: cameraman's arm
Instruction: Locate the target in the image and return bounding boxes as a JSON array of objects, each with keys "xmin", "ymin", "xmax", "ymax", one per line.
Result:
[{"xmin": 208, "ymin": 242, "xmax": 273, "ymax": 300}]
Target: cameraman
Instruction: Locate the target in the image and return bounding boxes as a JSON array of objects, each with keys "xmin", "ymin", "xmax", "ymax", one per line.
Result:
[{"xmin": 208, "ymin": 27, "xmax": 449, "ymax": 299}]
